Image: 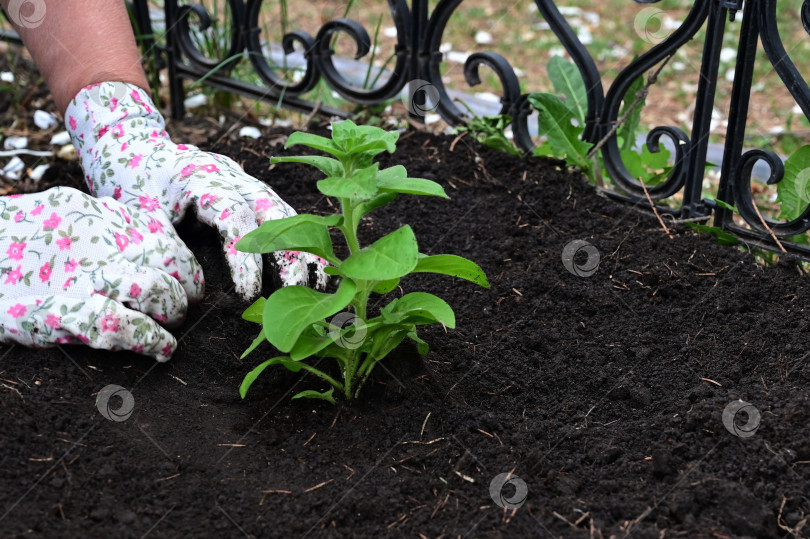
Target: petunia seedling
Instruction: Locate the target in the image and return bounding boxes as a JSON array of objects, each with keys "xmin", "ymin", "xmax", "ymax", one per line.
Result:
[{"xmin": 236, "ymin": 120, "xmax": 489, "ymax": 403}]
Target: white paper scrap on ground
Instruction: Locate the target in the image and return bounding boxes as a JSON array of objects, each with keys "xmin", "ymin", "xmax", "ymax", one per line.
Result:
[
  {"xmin": 3, "ymin": 136, "xmax": 28, "ymax": 150},
  {"xmin": 29, "ymin": 164, "xmax": 50, "ymax": 181},
  {"xmin": 3, "ymin": 156, "xmax": 25, "ymax": 180},
  {"xmin": 184, "ymin": 93, "xmax": 208, "ymax": 109},
  {"xmin": 34, "ymin": 110, "xmax": 58, "ymax": 130},
  {"xmin": 50, "ymin": 131, "xmax": 71, "ymax": 146},
  {"xmin": 239, "ymin": 126, "xmax": 261, "ymax": 139},
  {"xmin": 0, "ymin": 72, "xmax": 14, "ymax": 83}
]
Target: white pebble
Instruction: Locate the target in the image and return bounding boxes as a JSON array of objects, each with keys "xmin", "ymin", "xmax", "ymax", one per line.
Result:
[
  {"xmin": 183, "ymin": 93, "xmax": 208, "ymax": 109},
  {"xmin": 3, "ymin": 156, "xmax": 25, "ymax": 180},
  {"xmin": 239, "ymin": 126, "xmax": 262, "ymax": 139},
  {"xmin": 33, "ymin": 110, "xmax": 58, "ymax": 130},
  {"xmin": 0, "ymin": 72, "xmax": 14, "ymax": 83},
  {"xmin": 446, "ymin": 51, "xmax": 470, "ymax": 64},
  {"xmin": 50, "ymin": 131, "xmax": 71, "ymax": 145},
  {"xmin": 29, "ymin": 164, "xmax": 50, "ymax": 181},
  {"xmin": 474, "ymin": 31, "xmax": 493, "ymax": 45},
  {"xmin": 3, "ymin": 136, "xmax": 28, "ymax": 150},
  {"xmin": 424, "ymin": 113, "xmax": 441, "ymax": 125},
  {"xmin": 719, "ymin": 48, "xmax": 737, "ymax": 63},
  {"xmin": 383, "ymin": 27, "xmax": 398, "ymax": 38},
  {"xmin": 475, "ymin": 92, "xmax": 501, "ymax": 103}
]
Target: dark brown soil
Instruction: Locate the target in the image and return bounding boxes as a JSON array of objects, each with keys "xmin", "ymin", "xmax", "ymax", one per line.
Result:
[{"xmin": 2, "ymin": 119, "xmax": 810, "ymax": 538}]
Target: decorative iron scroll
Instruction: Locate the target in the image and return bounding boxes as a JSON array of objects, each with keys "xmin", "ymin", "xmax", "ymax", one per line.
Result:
[{"xmin": 4, "ymin": 0, "xmax": 810, "ymax": 256}]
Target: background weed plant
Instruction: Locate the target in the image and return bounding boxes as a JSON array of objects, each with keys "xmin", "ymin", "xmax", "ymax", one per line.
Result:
[{"xmin": 236, "ymin": 120, "xmax": 489, "ymax": 403}]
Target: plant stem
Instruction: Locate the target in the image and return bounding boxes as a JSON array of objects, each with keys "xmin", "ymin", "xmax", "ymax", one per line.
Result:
[
  {"xmin": 340, "ymin": 198, "xmax": 361, "ymax": 254},
  {"xmin": 299, "ymin": 363, "xmax": 344, "ymax": 391}
]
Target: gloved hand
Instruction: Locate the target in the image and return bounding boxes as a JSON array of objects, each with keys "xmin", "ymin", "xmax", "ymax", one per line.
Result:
[
  {"xmin": 0, "ymin": 187, "xmax": 204, "ymax": 361},
  {"xmin": 65, "ymin": 82, "xmax": 328, "ymax": 300}
]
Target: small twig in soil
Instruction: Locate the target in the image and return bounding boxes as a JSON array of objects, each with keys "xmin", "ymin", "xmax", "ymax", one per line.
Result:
[
  {"xmin": 303, "ymin": 432, "xmax": 317, "ymax": 447},
  {"xmin": 639, "ymin": 177, "xmax": 673, "ymax": 239},
  {"xmin": 587, "ymin": 54, "xmax": 674, "ymax": 160},
  {"xmin": 304, "ymin": 478, "xmax": 334, "ymax": 493},
  {"xmin": 420, "ymin": 412, "xmax": 431, "ymax": 438},
  {"xmin": 777, "ymin": 496, "xmax": 808, "ymax": 537},
  {"xmin": 699, "ymin": 377, "xmax": 722, "ymax": 387},
  {"xmin": 1, "ymin": 382, "xmax": 23, "ymax": 400},
  {"xmin": 303, "ymin": 100, "xmax": 323, "ymax": 127},
  {"xmin": 449, "ymin": 131, "xmax": 466, "ymax": 152},
  {"xmin": 751, "ymin": 200, "xmax": 787, "ymax": 252}
]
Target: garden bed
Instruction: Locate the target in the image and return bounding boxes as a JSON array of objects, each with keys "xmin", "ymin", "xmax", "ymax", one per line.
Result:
[{"xmin": 2, "ymin": 126, "xmax": 810, "ymax": 538}]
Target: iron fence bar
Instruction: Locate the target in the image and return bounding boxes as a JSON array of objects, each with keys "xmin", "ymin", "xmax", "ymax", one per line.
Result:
[
  {"xmin": 5, "ymin": 0, "xmax": 810, "ymax": 256},
  {"xmin": 713, "ymin": 0, "xmax": 759, "ymax": 229}
]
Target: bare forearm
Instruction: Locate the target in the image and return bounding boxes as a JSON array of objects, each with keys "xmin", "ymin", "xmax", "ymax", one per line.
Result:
[{"xmin": 1, "ymin": 0, "xmax": 149, "ymax": 113}]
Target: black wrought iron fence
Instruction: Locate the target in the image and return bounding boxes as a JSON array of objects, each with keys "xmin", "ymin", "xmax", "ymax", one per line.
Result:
[{"xmin": 3, "ymin": 0, "xmax": 810, "ymax": 257}]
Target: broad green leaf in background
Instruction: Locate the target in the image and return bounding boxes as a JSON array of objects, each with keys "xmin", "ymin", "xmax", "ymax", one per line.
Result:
[
  {"xmin": 777, "ymin": 145, "xmax": 810, "ymax": 221},
  {"xmin": 621, "ymin": 144, "xmax": 671, "ymax": 186},
  {"xmin": 617, "ymin": 73, "xmax": 645, "ymax": 153},
  {"xmin": 341, "ymin": 225, "xmax": 419, "ymax": 280},
  {"xmin": 528, "ymin": 93, "xmax": 593, "ymax": 176},
  {"xmin": 685, "ymin": 223, "xmax": 739, "ymax": 246},
  {"xmin": 548, "ymin": 55, "xmax": 587, "ymax": 125},
  {"xmin": 262, "ymin": 278, "xmax": 357, "ymax": 352}
]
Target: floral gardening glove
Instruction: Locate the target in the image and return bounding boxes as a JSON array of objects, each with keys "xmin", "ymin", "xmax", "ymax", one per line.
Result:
[
  {"xmin": 65, "ymin": 82, "xmax": 328, "ymax": 301},
  {"xmin": 0, "ymin": 187, "xmax": 204, "ymax": 361}
]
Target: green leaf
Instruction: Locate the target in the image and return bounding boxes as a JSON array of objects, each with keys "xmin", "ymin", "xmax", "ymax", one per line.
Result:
[
  {"xmin": 372, "ymin": 278, "xmax": 400, "ymax": 294},
  {"xmin": 236, "ymin": 216, "xmax": 337, "ymax": 262},
  {"xmin": 242, "ymin": 297, "xmax": 265, "ymax": 324},
  {"xmin": 376, "ymin": 165, "xmax": 449, "ymax": 198},
  {"xmin": 263, "ymin": 278, "xmax": 356, "ymax": 352},
  {"xmin": 292, "ymin": 388, "xmax": 336, "ymax": 404},
  {"xmin": 240, "ymin": 356, "xmax": 299, "ymax": 398},
  {"xmin": 271, "ymin": 155, "xmax": 344, "ymax": 177},
  {"xmin": 685, "ymin": 223, "xmax": 739, "ymax": 246},
  {"xmin": 617, "ymin": 72, "xmax": 644, "ymax": 153},
  {"xmin": 412, "ymin": 254, "xmax": 490, "ymax": 288},
  {"xmin": 356, "ymin": 192, "xmax": 397, "ymax": 220},
  {"xmin": 285, "ymin": 131, "xmax": 345, "ymax": 159},
  {"xmin": 240, "ymin": 331, "xmax": 267, "ymax": 359},
  {"xmin": 777, "ymin": 145, "xmax": 810, "ymax": 221},
  {"xmin": 381, "ymin": 292, "xmax": 456, "ymax": 328},
  {"xmin": 341, "ymin": 225, "xmax": 419, "ymax": 280},
  {"xmin": 289, "ymin": 325, "xmax": 335, "ymax": 361},
  {"xmin": 548, "ymin": 56, "xmax": 587, "ymax": 124},
  {"xmin": 527, "ymin": 93, "xmax": 593, "ymax": 173},
  {"xmin": 331, "ymin": 120, "xmax": 398, "ymax": 156},
  {"xmin": 706, "ymin": 197, "xmax": 737, "ymax": 213},
  {"xmin": 317, "ymin": 164, "xmax": 379, "ymax": 200},
  {"xmin": 366, "ymin": 325, "xmax": 411, "ymax": 361},
  {"xmin": 408, "ymin": 330, "xmax": 429, "ymax": 355},
  {"xmin": 480, "ymin": 135, "xmax": 521, "ymax": 156}
]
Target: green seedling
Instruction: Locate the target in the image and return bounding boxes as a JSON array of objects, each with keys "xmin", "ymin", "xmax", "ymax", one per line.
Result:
[{"xmin": 236, "ymin": 120, "xmax": 490, "ymax": 403}]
